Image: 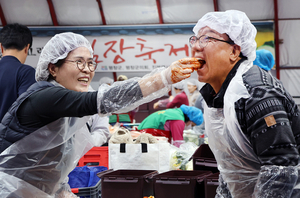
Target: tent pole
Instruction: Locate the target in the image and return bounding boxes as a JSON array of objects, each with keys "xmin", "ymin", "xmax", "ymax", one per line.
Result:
[
  {"xmin": 47, "ymin": 0, "xmax": 59, "ymax": 26},
  {"xmin": 273, "ymin": 0, "xmax": 280, "ymax": 79},
  {"xmin": 213, "ymin": 0, "xmax": 219, "ymax": 11},
  {"xmin": 0, "ymin": 3, "xmax": 7, "ymax": 26}
]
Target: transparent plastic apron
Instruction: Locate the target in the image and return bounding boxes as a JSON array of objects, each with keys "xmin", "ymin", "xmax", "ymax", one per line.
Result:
[
  {"xmin": 205, "ymin": 107, "xmax": 261, "ymax": 197},
  {"xmin": 204, "ymin": 61, "xmax": 261, "ymax": 197},
  {"xmin": 0, "ymin": 116, "xmax": 94, "ymax": 197}
]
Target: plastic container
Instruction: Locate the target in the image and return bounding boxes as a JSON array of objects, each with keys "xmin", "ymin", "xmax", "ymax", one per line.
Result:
[
  {"xmin": 69, "ymin": 166, "xmax": 107, "ymax": 198},
  {"xmin": 78, "ymin": 146, "xmax": 108, "ymax": 168},
  {"xmin": 183, "ymin": 130, "xmax": 201, "ymax": 146},
  {"xmin": 205, "ymin": 172, "xmax": 220, "ymax": 198},
  {"xmin": 98, "ymin": 169, "xmax": 158, "ymax": 198},
  {"xmin": 69, "ymin": 166, "xmax": 107, "ymax": 188},
  {"xmin": 153, "ymin": 170, "xmax": 213, "ymax": 198},
  {"xmin": 192, "ymin": 144, "xmax": 219, "ymax": 173},
  {"xmin": 71, "ymin": 179, "xmax": 101, "ymax": 198}
]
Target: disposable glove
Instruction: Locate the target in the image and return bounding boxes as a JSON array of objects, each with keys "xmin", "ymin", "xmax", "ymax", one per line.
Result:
[{"xmin": 162, "ymin": 57, "xmax": 205, "ymax": 84}]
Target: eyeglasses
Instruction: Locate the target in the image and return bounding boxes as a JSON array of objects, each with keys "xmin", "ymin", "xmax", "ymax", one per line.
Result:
[
  {"xmin": 65, "ymin": 58, "xmax": 97, "ymax": 72},
  {"xmin": 189, "ymin": 35, "xmax": 234, "ymax": 48}
]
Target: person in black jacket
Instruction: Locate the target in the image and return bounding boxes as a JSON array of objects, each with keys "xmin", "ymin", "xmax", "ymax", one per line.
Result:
[{"xmin": 190, "ymin": 10, "xmax": 300, "ymax": 197}]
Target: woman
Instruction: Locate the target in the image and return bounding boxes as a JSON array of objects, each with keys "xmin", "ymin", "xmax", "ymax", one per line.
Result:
[
  {"xmin": 153, "ymin": 81, "xmax": 189, "ymax": 109},
  {"xmin": 138, "ymin": 104, "xmax": 203, "ymax": 147},
  {"xmin": 0, "ymin": 32, "xmax": 201, "ymax": 197},
  {"xmin": 186, "ymin": 78, "xmax": 200, "ymax": 106}
]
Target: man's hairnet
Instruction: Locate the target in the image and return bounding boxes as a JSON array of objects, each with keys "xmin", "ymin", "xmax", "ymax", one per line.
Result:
[
  {"xmin": 253, "ymin": 49, "xmax": 275, "ymax": 71},
  {"xmin": 173, "ymin": 81, "xmax": 185, "ymax": 90},
  {"xmin": 35, "ymin": 32, "xmax": 93, "ymax": 81},
  {"xmin": 193, "ymin": 10, "xmax": 257, "ymax": 61},
  {"xmin": 180, "ymin": 104, "xmax": 203, "ymax": 125}
]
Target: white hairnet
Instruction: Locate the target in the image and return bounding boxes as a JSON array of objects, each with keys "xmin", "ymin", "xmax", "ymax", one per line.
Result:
[
  {"xmin": 35, "ymin": 32, "xmax": 93, "ymax": 81},
  {"xmin": 117, "ymin": 75, "xmax": 128, "ymax": 81},
  {"xmin": 186, "ymin": 78, "xmax": 199, "ymax": 88},
  {"xmin": 193, "ymin": 10, "xmax": 257, "ymax": 61},
  {"xmin": 99, "ymin": 77, "xmax": 114, "ymax": 86},
  {"xmin": 173, "ymin": 81, "xmax": 185, "ymax": 90}
]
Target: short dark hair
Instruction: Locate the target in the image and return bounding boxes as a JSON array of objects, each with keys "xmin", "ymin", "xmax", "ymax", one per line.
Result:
[
  {"xmin": 184, "ymin": 113, "xmax": 190, "ymax": 123},
  {"xmin": 0, "ymin": 23, "xmax": 32, "ymax": 50},
  {"xmin": 174, "ymin": 87, "xmax": 183, "ymax": 91}
]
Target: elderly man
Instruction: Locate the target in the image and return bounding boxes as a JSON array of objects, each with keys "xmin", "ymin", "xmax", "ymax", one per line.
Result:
[{"xmin": 190, "ymin": 10, "xmax": 300, "ymax": 197}]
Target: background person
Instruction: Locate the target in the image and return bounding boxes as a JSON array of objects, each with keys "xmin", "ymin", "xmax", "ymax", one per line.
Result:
[
  {"xmin": 186, "ymin": 78, "xmax": 200, "ymax": 106},
  {"xmin": 109, "ymin": 74, "xmax": 138, "ymax": 125},
  {"xmin": 253, "ymin": 49, "xmax": 275, "ymax": 72},
  {"xmin": 87, "ymin": 114, "xmax": 110, "ymax": 146},
  {"xmin": 138, "ymin": 104, "xmax": 203, "ymax": 147},
  {"xmin": 117, "ymin": 74, "xmax": 128, "ymax": 81},
  {"xmin": 153, "ymin": 81, "xmax": 189, "ymax": 109},
  {"xmin": 0, "ymin": 32, "xmax": 200, "ymax": 197},
  {"xmin": 193, "ymin": 93, "xmax": 206, "ymax": 144},
  {"xmin": 98, "ymin": 76, "xmax": 114, "ymax": 86},
  {"xmin": 190, "ymin": 10, "xmax": 300, "ymax": 197},
  {"xmin": 0, "ymin": 23, "xmax": 35, "ymax": 121},
  {"xmin": 87, "ymin": 86, "xmax": 110, "ymax": 147}
]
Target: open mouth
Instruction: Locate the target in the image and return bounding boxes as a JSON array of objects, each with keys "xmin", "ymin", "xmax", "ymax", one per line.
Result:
[
  {"xmin": 197, "ymin": 58, "xmax": 206, "ymax": 69},
  {"xmin": 78, "ymin": 77, "xmax": 89, "ymax": 83}
]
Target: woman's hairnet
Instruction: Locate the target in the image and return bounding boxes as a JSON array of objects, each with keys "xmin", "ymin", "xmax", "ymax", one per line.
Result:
[
  {"xmin": 35, "ymin": 32, "xmax": 93, "ymax": 81},
  {"xmin": 193, "ymin": 10, "xmax": 257, "ymax": 61},
  {"xmin": 186, "ymin": 78, "xmax": 199, "ymax": 89},
  {"xmin": 180, "ymin": 104, "xmax": 203, "ymax": 125},
  {"xmin": 253, "ymin": 49, "xmax": 275, "ymax": 71},
  {"xmin": 173, "ymin": 81, "xmax": 185, "ymax": 90}
]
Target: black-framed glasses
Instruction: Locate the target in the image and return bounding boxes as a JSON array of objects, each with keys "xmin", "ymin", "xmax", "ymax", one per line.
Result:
[
  {"xmin": 65, "ymin": 58, "xmax": 97, "ymax": 72},
  {"xmin": 189, "ymin": 35, "xmax": 234, "ymax": 48}
]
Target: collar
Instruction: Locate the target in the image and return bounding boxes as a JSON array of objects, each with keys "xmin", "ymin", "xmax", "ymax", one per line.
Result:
[
  {"xmin": 200, "ymin": 58, "xmax": 246, "ymax": 108},
  {"xmin": 1, "ymin": 55, "xmax": 21, "ymax": 63},
  {"xmin": 49, "ymin": 79, "xmax": 65, "ymax": 88}
]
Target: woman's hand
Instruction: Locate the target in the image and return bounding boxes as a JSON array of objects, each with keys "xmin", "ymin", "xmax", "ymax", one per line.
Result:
[{"xmin": 162, "ymin": 57, "xmax": 204, "ymax": 84}]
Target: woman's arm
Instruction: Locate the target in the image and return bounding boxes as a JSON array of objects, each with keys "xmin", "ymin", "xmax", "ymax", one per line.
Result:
[
  {"xmin": 97, "ymin": 57, "xmax": 202, "ymax": 115},
  {"xmin": 17, "ymin": 86, "xmax": 98, "ymax": 128}
]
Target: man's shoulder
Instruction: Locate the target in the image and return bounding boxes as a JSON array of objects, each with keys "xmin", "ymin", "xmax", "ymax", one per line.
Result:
[
  {"xmin": 0, "ymin": 57, "xmax": 35, "ymax": 72},
  {"xmin": 16, "ymin": 64, "xmax": 36, "ymax": 84},
  {"xmin": 242, "ymin": 65, "xmax": 274, "ymax": 89},
  {"xmin": 19, "ymin": 63, "xmax": 35, "ymax": 72}
]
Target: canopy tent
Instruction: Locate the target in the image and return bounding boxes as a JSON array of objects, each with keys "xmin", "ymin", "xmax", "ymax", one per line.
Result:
[{"xmin": 1, "ymin": 0, "xmax": 300, "ymax": 102}]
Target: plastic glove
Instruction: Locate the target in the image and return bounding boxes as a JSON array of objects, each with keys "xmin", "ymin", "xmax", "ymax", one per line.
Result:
[
  {"xmin": 162, "ymin": 57, "xmax": 205, "ymax": 84},
  {"xmin": 253, "ymin": 165, "xmax": 298, "ymax": 198},
  {"xmin": 215, "ymin": 174, "xmax": 232, "ymax": 198}
]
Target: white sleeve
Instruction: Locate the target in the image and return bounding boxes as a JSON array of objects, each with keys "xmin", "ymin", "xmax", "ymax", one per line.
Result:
[{"xmin": 88, "ymin": 114, "xmax": 110, "ymax": 146}]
